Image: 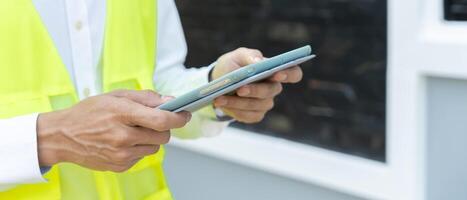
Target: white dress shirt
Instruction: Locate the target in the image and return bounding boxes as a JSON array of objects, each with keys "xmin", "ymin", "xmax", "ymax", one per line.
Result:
[{"xmin": 0, "ymin": 0, "xmax": 228, "ymax": 189}]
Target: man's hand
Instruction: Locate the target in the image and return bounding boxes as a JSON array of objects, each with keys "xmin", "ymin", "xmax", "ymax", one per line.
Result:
[
  {"xmin": 211, "ymin": 47, "xmax": 303, "ymax": 123},
  {"xmin": 36, "ymin": 90, "xmax": 191, "ymax": 172}
]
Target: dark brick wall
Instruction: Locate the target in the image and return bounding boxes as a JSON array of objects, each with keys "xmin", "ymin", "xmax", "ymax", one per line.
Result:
[{"xmin": 176, "ymin": 0, "xmax": 387, "ymax": 161}]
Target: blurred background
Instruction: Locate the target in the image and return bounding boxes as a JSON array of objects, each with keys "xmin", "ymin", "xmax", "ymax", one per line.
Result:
[
  {"xmin": 165, "ymin": 0, "xmax": 467, "ymax": 199},
  {"xmin": 178, "ymin": 0, "xmax": 387, "ymax": 162}
]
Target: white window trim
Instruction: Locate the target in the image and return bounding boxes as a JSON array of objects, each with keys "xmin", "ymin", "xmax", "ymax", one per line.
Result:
[
  {"xmin": 421, "ymin": 0, "xmax": 467, "ymax": 45},
  {"xmin": 170, "ymin": 127, "xmax": 392, "ymax": 199}
]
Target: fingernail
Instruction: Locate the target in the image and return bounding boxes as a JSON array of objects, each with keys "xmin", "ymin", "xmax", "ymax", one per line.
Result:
[
  {"xmin": 162, "ymin": 96, "xmax": 175, "ymax": 101},
  {"xmin": 185, "ymin": 112, "xmax": 192, "ymax": 122},
  {"xmin": 277, "ymin": 73, "xmax": 287, "ymax": 81},
  {"xmin": 252, "ymin": 57, "xmax": 262, "ymax": 63},
  {"xmin": 238, "ymin": 87, "xmax": 250, "ymax": 96},
  {"xmin": 216, "ymin": 98, "xmax": 228, "ymax": 106}
]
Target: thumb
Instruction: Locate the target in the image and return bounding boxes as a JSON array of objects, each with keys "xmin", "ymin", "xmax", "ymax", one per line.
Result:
[
  {"xmin": 110, "ymin": 90, "xmax": 169, "ymax": 107},
  {"xmin": 232, "ymin": 48, "xmax": 264, "ymax": 67}
]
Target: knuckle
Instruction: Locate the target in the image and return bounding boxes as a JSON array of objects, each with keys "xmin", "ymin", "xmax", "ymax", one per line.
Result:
[
  {"xmin": 112, "ymin": 131, "xmax": 130, "ymax": 147},
  {"xmin": 115, "ymin": 90, "xmax": 136, "ymax": 100},
  {"xmin": 251, "ymin": 49, "xmax": 263, "ymax": 57},
  {"xmin": 155, "ymin": 114, "xmax": 169, "ymax": 130},
  {"xmin": 142, "ymin": 89, "xmax": 159, "ymax": 98},
  {"xmin": 114, "ymin": 150, "xmax": 132, "ymax": 162},
  {"xmin": 236, "ymin": 47, "xmax": 248, "ymax": 52},
  {"xmin": 113, "ymin": 98, "xmax": 134, "ymax": 113},
  {"xmin": 119, "ymin": 97, "xmax": 135, "ymax": 105},
  {"xmin": 109, "ymin": 89, "xmax": 127, "ymax": 97},
  {"xmin": 98, "ymin": 96, "xmax": 118, "ymax": 108},
  {"xmin": 108, "ymin": 111, "xmax": 123, "ymax": 123}
]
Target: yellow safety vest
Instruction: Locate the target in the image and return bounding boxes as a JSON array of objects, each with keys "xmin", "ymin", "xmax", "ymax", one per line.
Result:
[{"xmin": 0, "ymin": 0, "xmax": 173, "ymax": 199}]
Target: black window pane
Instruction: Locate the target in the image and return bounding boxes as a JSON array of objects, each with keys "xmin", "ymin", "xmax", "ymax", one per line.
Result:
[
  {"xmin": 445, "ymin": 0, "xmax": 467, "ymax": 21},
  {"xmin": 176, "ymin": 0, "xmax": 387, "ymax": 162}
]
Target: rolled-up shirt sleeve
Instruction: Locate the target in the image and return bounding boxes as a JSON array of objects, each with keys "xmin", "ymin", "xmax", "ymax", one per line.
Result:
[
  {"xmin": 0, "ymin": 113, "xmax": 46, "ymax": 190},
  {"xmin": 153, "ymin": 0, "xmax": 230, "ymax": 139}
]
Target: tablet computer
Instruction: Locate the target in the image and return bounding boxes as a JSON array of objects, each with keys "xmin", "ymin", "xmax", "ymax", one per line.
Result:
[{"xmin": 158, "ymin": 45, "xmax": 315, "ymax": 112}]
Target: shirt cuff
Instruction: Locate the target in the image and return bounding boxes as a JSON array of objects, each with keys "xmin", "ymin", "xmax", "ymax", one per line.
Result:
[
  {"xmin": 206, "ymin": 62, "xmax": 235, "ymax": 122},
  {"xmin": 0, "ymin": 113, "xmax": 47, "ymax": 185},
  {"xmin": 171, "ymin": 63, "xmax": 232, "ymax": 139},
  {"xmin": 200, "ymin": 64, "xmax": 233, "ymax": 137},
  {"xmin": 192, "ymin": 105, "xmax": 231, "ymax": 138},
  {"xmin": 214, "ymin": 108, "xmax": 236, "ymax": 122}
]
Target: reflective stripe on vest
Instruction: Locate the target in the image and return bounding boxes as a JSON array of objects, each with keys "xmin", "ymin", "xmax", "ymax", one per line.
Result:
[{"xmin": 0, "ymin": 0, "xmax": 173, "ymax": 199}]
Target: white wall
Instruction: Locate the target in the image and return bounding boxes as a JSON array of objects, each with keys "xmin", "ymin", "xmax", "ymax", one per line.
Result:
[
  {"xmin": 164, "ymin": 145, "xmax": 363, "ymax": 200},
  {"xmin": 425, "ymin": 77, "xmax": 467, "ymax": 199}
]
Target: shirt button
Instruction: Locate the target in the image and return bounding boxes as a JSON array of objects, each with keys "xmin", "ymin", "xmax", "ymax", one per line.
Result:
[
  {"xmin": 83, "ymin": 88, "xmax": 90, "ymax": 98},
  {"xmin": 75, "ymin": 21, "xmax": 83, "ymax": 31}
]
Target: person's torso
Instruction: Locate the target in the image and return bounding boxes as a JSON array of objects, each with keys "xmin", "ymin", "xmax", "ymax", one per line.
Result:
[
  {"xmin": 0, "ymin": 1, "xmax": 173, "ymax": 199},
  {"xmin": 34, "ymin": 0, "xmax": 106, "ymax": 99}
]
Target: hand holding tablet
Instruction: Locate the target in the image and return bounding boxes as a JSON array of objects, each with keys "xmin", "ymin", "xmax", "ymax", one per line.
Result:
[{"xmin": 158, "ymin": 45, "xmax": 316, "ymax": 113}]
